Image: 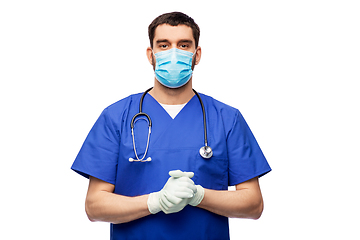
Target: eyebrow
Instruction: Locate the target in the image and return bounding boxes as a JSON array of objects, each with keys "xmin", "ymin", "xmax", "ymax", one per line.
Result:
[
  {"xmin": 156, "ymin": 39, "xmax": 194, "ymax": 44},
  {"xmin": 156, "ymin": 39, "xmax": 170, "ymax": 44}
]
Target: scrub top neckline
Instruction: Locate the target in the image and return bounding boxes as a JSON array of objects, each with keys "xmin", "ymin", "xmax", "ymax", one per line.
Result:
[
  {"xmin": 145, "ymin": 93, "xmax": 197, "ymax": 120},
  {"xmin": 159, "ymin": 102, "xmax": 187, "ymax": 119}
]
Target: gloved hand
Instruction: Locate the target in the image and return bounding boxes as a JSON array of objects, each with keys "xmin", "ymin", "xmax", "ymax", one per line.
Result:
[
  {"xmin": 147, "ymin": 170, "xmax": 197, "ymax": 214},
  {"xmin": 169, "ymin": 170, "xmax": 205, "ymax": 207}
]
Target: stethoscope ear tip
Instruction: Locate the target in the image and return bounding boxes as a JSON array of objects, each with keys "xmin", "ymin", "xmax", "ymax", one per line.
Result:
[{"xmin": 129, "ymin": 157, "xmax": 134, "ymax": 162}]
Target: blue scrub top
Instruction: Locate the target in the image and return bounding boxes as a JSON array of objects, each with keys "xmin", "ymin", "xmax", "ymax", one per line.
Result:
[{"xmin": 72, "ymin": 92, "xmax": 271, "ymax": 240}]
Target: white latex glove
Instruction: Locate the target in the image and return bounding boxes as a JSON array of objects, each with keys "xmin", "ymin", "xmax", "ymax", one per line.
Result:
[
  {"xmin": 188, "ymin": 184, "xmax": 205, "ymax": 206},
  {"xmin": 169, "ymin": 170, "xmax": 205, "ymax": 207},
  {"xmin": 147, "ymin": 170, "xmax": 197, "ymax": 214}
]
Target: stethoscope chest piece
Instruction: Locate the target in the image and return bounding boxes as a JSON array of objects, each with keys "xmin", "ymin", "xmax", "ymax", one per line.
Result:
[{"xmin": 199, "ymin": 145, "xmax": 213, "ymax": 159}]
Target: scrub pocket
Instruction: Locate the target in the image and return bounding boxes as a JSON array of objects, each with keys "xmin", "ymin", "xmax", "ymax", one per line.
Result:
[{"xmin": 193, "ymin": 153, "xmax": 228, "ymax": 190}]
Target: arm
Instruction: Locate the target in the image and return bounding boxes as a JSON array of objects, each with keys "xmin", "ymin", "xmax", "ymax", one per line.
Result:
[
  {"xmin": 85, "ymin": 176, "xmax": 151, "ymax": 224},
  {"xmin": 197, "ymin": 177, "xmax": 264, "ymax": 219},
  {"xmin": 85, "ymin": 173, "xmax": 197, "ymax": 223}
]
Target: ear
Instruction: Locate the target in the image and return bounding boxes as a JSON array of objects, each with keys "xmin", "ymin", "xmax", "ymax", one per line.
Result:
[
  {"xmin": 146, "ymin": 47, "xmax": 154, "ymax": 65},
  {"xmin": 194, "ymin": 46, "xmax": 202, "ymax": 65}
]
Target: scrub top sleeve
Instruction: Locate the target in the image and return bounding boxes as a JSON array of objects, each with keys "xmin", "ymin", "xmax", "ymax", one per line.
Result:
[
  {"xmin": 71, "ymin": 108, "xmax": 120, "ymax": 185},
  {"xmin": 227, "ymin": 110, "xmax": 271, "ymax": 186}
]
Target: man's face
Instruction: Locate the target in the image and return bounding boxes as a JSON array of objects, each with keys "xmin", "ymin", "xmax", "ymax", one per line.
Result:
[
  {"xmin": 152, "ymin": 24, "xmax": 196, "ymax": 54},
  {"xmin": 147, "ymin": 24, "xmax": 201, "ymax": 69}
]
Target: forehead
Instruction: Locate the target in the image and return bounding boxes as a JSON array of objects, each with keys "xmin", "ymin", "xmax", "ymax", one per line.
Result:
[{"xmin": 153, "ymin": 24, "xmax": 194, "ymax": 43}]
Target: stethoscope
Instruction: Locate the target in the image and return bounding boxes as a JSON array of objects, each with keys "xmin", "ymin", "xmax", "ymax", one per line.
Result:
[{"xmin": 129, "ymin": 87, "xmax": 213, "ymax": 162}]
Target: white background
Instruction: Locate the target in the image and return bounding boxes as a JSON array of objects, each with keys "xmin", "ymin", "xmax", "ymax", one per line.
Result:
[{"xmin": 1, "ymin": 1, "xmax": 359, "ymax": 239}]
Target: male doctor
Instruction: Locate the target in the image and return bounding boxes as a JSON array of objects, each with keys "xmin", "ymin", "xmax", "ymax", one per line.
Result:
[{"xmin": 72, "ymin": 12, "xmax": 271, "ymax": 240}]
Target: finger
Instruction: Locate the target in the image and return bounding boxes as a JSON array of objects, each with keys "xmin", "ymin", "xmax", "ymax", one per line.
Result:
[
  {"xmin": 177, "ymin": 177, "xmax": 196, "ymax": 188},
  {"xmin": 184, "ymin": 184, "xmax": 197, "ymax": 194},
  {"xmin": 160, "ymin": 197, "xmax": 186, "ymax": 214},
  {"xmin": 169, "ymin": 170, "xmax": 194, "ymax": 179},
  {"xmin": 177, "ymin": 176, "xmax": 195, "ymax": 185},
  {"xmin": 159, "ymin": 196, "xmax": 172, "ymax": 211},
  {"xmin": 174, "ymin": 190, "xmax": 194, "ymax": 199},
  {"xmin": 173, "ymin": 177, "xmax": 197, "ymax": 193},
  {"xmin": 169, "ymin": 170, "xmax": 184, "ymax": 178},
  {"xmin": 163, "ymin": 191, "xmax": 182, "ymax": 205},
  {"xmin": 183, "ymin": 172, "xmax": 194, "ymax": 178}
]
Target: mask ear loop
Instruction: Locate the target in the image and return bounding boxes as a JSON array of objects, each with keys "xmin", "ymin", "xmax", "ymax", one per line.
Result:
[
  {"xmin": 191, "ymin": 48, "xmax": 197, "ymax": 70},
  {"xmin": 151, "ymin": 50, "xmax": 156, "ymax": 69}
]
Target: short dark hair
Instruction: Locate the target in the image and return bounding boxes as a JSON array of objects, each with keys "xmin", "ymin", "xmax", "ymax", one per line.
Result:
[{"xmin": 148, "ymin": 12, "xmax": 200, "ymax": 49}]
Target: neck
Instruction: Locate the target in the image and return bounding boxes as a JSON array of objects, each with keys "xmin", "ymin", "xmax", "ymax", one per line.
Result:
[{"xmin": 149, "ymin": 78, "xmax": 195, "ymax": 105}]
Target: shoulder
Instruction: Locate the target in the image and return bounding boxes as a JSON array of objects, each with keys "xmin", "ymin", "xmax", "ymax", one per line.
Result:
[
  {"xmin": 99, "ymin": 93, "xmax": 143, "ymax": 124},
  {"xmin": 199, "ymin": 93, "xmax": 240, "ymax": 117},
  {"xmin": 106, "ymin": 93, "xmax": 142, "ymax": 112},
  {"xmin": 103, "ymin": 93, "xmax": 143, "ymax": 115},
  {"xmin": 199, "ymin": 93, "xmax": 245, "ymax": 134}
]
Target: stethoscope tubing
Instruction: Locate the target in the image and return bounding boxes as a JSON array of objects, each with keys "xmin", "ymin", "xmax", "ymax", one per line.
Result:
[
  {"xmin": 130, "ymin": 87, "xmax": 212, "ymax": 161},
  {"xmin": 192, "ymin": 89, "xmax": 209, "ymax": 148}
]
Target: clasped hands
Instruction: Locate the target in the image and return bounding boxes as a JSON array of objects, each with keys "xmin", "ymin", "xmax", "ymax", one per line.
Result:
[{"xmin": 148, "ymin": 170, "xmax": 204, "ymax": 214}]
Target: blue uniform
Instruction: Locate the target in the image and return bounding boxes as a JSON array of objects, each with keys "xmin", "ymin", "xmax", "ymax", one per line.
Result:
[{"xmin": 71, "ymin": 92, "xmax": 271, "ymax": 240}]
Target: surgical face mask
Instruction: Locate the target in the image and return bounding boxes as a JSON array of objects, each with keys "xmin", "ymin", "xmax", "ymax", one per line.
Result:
[{"xmin": 153, "ymin": 48, "xmax": 195, "ymax": 88}]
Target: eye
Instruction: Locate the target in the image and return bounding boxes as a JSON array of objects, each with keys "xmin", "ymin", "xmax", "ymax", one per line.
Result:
[
  {"xmin": 180, "ymin": 44, "xmax": 188, "ymax": 49},
  {"xmin": 160, "ymin": 44, "xmax": 168, "ymax": 49}
]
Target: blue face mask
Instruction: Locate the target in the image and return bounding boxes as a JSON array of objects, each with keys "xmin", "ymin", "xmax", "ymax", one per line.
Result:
[{"xmin": 154, "ymin": 48, "xmax": 195, "ymax": 88}]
